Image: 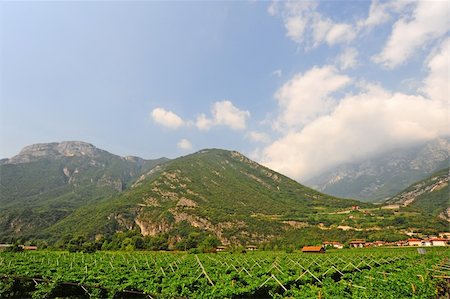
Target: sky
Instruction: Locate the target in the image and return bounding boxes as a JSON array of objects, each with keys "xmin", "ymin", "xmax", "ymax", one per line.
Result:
[{"xmin": 1, "ymin": 0, "xmax": 449, "ymax": 182}]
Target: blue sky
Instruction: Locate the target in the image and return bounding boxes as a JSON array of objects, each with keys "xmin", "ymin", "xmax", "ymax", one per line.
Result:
[{"xmin": 1, "ymin": 1, "xmax": 448, "ymax": 181}]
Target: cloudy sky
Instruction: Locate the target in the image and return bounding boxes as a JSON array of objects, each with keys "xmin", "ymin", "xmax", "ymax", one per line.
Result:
[{"xmin": 1, "ymin": 1, "xmax": 448, "ymax": 182}]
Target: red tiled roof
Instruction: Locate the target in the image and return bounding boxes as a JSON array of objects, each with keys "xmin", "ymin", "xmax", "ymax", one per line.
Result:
[
  {"xmin": 21, "ymin": 246, "xmax": 38, "ymax": 250},
  {"xmin": 302, "ymin": 246, "xmax": 324, "ymax": 252},
  {"xmin": 323, "ymin": 241, "xmax": 341, "ymax": 244}
]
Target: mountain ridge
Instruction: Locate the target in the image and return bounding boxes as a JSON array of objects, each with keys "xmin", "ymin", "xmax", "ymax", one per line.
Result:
[
  {"xmin": 3, "ymin": 141, "xmax": 103, "ymax": 164},
  {"xmin": 0, "ymin": 141, "xmax": 169, "ymax": 238},
  {"xmin": 385, "ymin": 167, "xmax": 449, "ymax": 222},
  {"xmin": 305, "ymin": 137, "xmax": 450, "ymax": 202},
  {"xmin": 1, "ymin": 142, "xmax": 448, "ymax": 248},
  {"xmin": 43, "ymin": 148, "xmax": 374, "ymax": 245}
]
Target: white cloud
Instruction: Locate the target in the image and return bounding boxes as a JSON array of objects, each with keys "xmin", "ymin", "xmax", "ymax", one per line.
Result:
[
  {"xmin": 362, "ymin": 0, "xmax": 392, "ymax": 28},
  {"xmin": 195, "ymin": 113, "xmax": 214, "ymax": 131},
  {"xmin": 177, "ymin": 138, "xmax": 193, "ymax": 150},
  {"xmin": 212, "ymin": 101, "xmax": 250, "ymax": 130},
  {"xmin": 270, "ymin": 0, "xmax": 428, "ymax": 53},
  {"xmin": 260, "ymin": 1, "xmax": 448, "ymax": 183},
  {"xmin": 151, "ymin": 108, "xmax": 185, "ymax": 129},
  {"xmin": 261, "ymin": 85, "xmax": 447, "ymax": 181},
  {"xmin": 246, "ymin": 131, "xmax": 271, "ymax": 143},
  {"xmin": 325, "ymin": 23, "xmax": 356, "ymax": 45},
  {"xmin": 421, "ymin": 38, "xmax": 450, "ymax": 105},
  {"xmin": 271, "ymin": 1, "xmax": 356, "ymax": 48},
  {"xmin": 274, "ymin": 65, "xmax": 351, "ymax": 130},
  {"xmin": 361, "ymin": 0, "xmax": 415, "ymax": 29},
  {"xmin": 285, "ymin": 16, "xmax": 307, "ymax": 43},
  {"xmin": 267, "ymin": 1, "xmax": 279, "ymax": 16},
  {"xmin": 373, "ymin": 1, "xmax": 450, "ymax": 69},
  {"xmin": 272, "ymin": 69, "xmax": 283, "ymax": 78},
  {"xmin": 337, "ymin": 47, "xmax": 359, "ymax": 70},
  {"xmin": 310, "ymin": 16, "xmax": 357, "ymax": 47},
  {"xmin": 311, "ymin": 17, "xmax": 333, "ymax": 47},
  {"xmin": 195, "ymin": 100, "xmax": 250, "ymax": 131}
]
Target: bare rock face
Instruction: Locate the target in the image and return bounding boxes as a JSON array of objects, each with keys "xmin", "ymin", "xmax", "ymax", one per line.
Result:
[
  {"xmin": 386, "ymin": 168, "xmax": 449, "ymax": 222},
  {"xmin": 6, "ymin": 141, "xmax": 103, "ymax": 164},
  {"xmin": 55, "ymin": 141, "xmax": 100, "ymax": 158},
  {"xmin": 388, "ymin": 172, "xmax": 449, "ymax": 207},
  {"xmin": 1, "ymin": 140, "xmax": 155, "ymax": 191},
  {"xmin": 8, "ymin": 143, "xmax": 60, "ymax": 163}
]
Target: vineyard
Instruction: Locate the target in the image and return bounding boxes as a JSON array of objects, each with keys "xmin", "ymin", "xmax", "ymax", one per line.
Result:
[{"xmin": 1, "ymin": 247, "xmax": 449, "ymax": 298}]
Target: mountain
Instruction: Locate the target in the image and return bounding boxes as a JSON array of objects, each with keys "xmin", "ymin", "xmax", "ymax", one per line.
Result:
[
  {"xmin": 46, "ymin": 149, "xmax": 370, "ymax": 244},
  {"xmin": 305, "ymin": 138, "xmax": 450, "ymax": 202},
  {"xmin": 0, "ymin": 141, "xmax": 168, "ymax": 239},
  {"xmin": 1, "ymin": 143, "xmax": 448, "ymax": 248},
  {"xmin": 37, "ymin": 149, "xmax": 448, "ymax": 247},
  {"xmin": 385, "ymin": 168, "xmax": 449, "ymax": 222}
]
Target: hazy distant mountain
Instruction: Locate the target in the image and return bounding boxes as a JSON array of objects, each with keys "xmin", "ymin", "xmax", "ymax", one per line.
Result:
[
  {"xmin": 0, "ymin": 141, "xmax": 168, "ymax": 238},
  {"xmin": 305, "ymin": 138, "xmax": 450, "ymax": 202},
  {"xmin": 385, "ymin": 168, "xmax": 449, "ymax": 222}
]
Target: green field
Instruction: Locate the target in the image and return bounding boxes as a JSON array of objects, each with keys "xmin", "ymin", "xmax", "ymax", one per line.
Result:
[{"xmin": 1, "ymin": 247, "xmax": 449, "ymax": 298}]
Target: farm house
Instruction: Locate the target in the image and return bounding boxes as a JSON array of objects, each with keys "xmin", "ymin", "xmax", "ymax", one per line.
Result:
[
  {"xmin": 349, "ymin": 240, "xmax": 365, "ymax": 248},
  {"xmin": 302, "ymin": 246, "xmax": 325, "ymax": 253},
  {"xmin": 322, "ymin": 241, "xmax": 344, "ymax": 249}
]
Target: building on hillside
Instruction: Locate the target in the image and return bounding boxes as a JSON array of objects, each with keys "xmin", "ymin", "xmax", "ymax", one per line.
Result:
[
  {"xmin": 430, "ymin": 238, "xmax": 448, "ymax": 246},
  {"xmin": 20, "ymin": 245, "xmax": 38, "ymax": 250},
  {"xmin": 351, "ymin": 205, "xmax": 360, "ymax": 210},
  {"xmin": 396, "ymin": 240, "xmax": 407, "ymax": 246},
  {"xmin": 422, "ymin": 239, "xmax": 432, "ymax": 246},
  {"xmin": 407, "ymin": 238, "xmax": 422, "ymax": 246},
  {"xmin": 349, "ymin": 240, "xmax": 365, "ymax": 248},
  {"xmin": 373, "ymin": 241, "xmax": 385, "ymax": 247},
  {"xmin": 246, "ymin": 245, "xmax": 257, "ymax": 251},
  {"xmin": 302, "ymin": 246, "xmax": 325, "ymax": 253},
  {"xmin": 215, "ymin": 246, "xmax": 227, "ymax": 252},
  {"xmin": 322, "ymin": 241, "xmax": 344, "ymax": 249}
]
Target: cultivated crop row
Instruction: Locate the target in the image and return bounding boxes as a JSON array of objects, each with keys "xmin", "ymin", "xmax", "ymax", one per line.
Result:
[{"xmin": 0, "ymin": 247, "xmax": 448, "ymax": 298}]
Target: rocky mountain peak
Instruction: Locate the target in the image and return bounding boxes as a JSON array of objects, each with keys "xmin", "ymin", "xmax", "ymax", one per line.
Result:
[
  {"xmin": 5, "ymin": 141, "xmax": 103, "ymax": 164},
  {"xmin": 55, "ymin": 141, "xmax": 100, "ymax": 157}
]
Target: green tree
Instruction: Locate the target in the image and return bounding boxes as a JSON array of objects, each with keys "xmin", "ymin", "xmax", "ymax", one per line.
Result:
[{"xmin": 199, "ymin": 235, "xmax": 220, "ymax": 253}]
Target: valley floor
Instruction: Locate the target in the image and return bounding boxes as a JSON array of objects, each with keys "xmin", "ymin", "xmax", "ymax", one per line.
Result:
[{"xmin": 1, "ymin": 247, "xmax": 449, "ymax": 298}]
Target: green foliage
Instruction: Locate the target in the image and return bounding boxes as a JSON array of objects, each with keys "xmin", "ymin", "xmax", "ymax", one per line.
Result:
[
  {"xmin": 0, "ymin": 248, "xmax": 448, "ymax": 298},
  {"xmin": 198, "ymin": 235, "xmax": 221, "ymax": 253},
  {"xmin": 366, "ymin": 230, "xmax": 406, "ymax": 242},
  {"xmin": 3, "ymin": 245, "xmax": 23, "ymax": 253},
  {"xmin": 410, "ymin": 170, "xmax": 449, "ymax": 217},
  {"xmin": 0, "ymin": 148, "xmax": 167, "ymax": 242},
  {"xmin": 145, "ymin": 234, "xmax": 169, "ymax": 251},
  {"xmin": 1, "ymin": 148, "xmax": 447, "ymax": 248},
  {"xmin": 52, "ymin": 149, "xmax": 378, "ymax": 244},
  {"xmin": 387, "ymin": 167, "xmax": 449, "ymax": 219}
]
